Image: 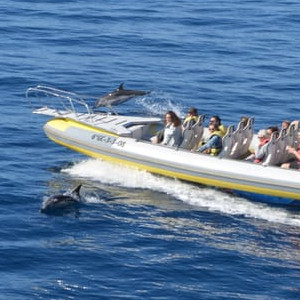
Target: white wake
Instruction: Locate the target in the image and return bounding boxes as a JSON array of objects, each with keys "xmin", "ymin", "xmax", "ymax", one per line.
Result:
[{"xmin": 62, "ymin": 159, "xmax": 300, "ymax": 227}]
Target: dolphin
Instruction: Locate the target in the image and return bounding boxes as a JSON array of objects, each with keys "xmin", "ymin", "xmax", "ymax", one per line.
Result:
[
  {"xmin": 40, "ymin": 184, "xmax": 82, "ymax": 214},
  {"xmin": 94, "ymin": 83, "xmax": 149, "ymax": 108}
]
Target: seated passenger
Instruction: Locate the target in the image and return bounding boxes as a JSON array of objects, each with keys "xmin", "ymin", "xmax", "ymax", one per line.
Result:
[
  {"xmin": 151, "ymin": 111, "xmax": 181, "ymax": 144},
  {"xmin": 267, "ymin": 126, "xmax": 279, "ymax": 138},
  {"xmin": 209, "ymin": 115, "xmax": 227, "ymax": 137},
  {"xmin": 281, "ymin": 132, "xmax": 300, "ymax": 170},
  {"xmin": 240, "ymin": 116, "xmax": 249, "ymax": 129},
  {"xmin": 182, "ymin": 107, "xmax": 199, "ymax": 129},
  {"xmin": 160, "ymin": 111, "xmax": 182, "ymax": 147},
  {"xmin": 245, "ymin": 129, "xmax": 270, "ymax": 163},
  {"xmin": 281, "ymin": 120, "xmax": 290, "ymax": 133},
  {"xmin": 197, "ymin": 123, "xmax": 222, "ymax": 155}
]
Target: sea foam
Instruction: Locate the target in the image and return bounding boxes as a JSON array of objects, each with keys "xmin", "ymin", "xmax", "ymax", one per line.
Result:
[{"xmin": 62, "ymin": 159, "xmax": 300, "ymax": 227}]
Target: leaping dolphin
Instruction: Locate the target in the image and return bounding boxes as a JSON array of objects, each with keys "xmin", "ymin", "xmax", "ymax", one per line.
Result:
[
  {"xmin": 94, "ymin": 83, "xmax": 149, "ymax": 108},
  {"xmin": 40, "ymin": 184, "xmax": 82, "ymax": 214}
]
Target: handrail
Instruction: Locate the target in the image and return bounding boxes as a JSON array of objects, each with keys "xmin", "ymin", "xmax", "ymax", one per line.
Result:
[{"xmin": 26, "ymin": 85, "xmax": 96, "ymax": 123}]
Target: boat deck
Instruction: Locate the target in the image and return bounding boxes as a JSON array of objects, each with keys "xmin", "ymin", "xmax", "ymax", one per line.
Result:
[{"xmin": 32, "ymin": 106, "xmax": 161, "ymax": 137}]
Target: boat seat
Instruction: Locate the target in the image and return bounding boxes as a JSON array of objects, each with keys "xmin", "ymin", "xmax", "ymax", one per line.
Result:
[
  {"xmin": 219, "ymin": 117, "xmax": 254, "ymax": 159},
  {"xmin": 280, "ymin": 124, "xmax": 299, "ymax": 163},
  {"xmin": 275, "ymin": 130, "xmax": 288, "ymax": 164},
  {"xmin": 190, "ymin": 114, "xmax": 205, "ymax": 150},
  {"xmin": 286, "ymin": 123, "xmax": 298, "ymax": 148},
  {"xmin": 262, "ymin": 133, "xmax": 281, "ymax": 166},
  {"xmin": 127, "ymin": 124, "xmax": 145, "ymax": 139},
  {"xmin": 180, "ymin": 128, "xmax": 195, "ymax": 149},
  {"xmin": 179, "ymin": 114, "xmax": 205, "ymax": 150},
  {"xmin": 233, "ymin": 117, "xmax": 254, "ymax": 159},
  {"xmin": 290, "ymin": 120, "xmax": 300, "ymax": 132},
  {"xmin": 262, "ymin": 125, "xmax": 299, "ymax": 166},
  {"xmin": 219, "ymin": 125, "xmax": 235, "ymax": 158}
]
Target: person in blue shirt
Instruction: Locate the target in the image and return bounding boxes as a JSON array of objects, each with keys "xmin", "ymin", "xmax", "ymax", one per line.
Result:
[
  {"xmin": 197, "ymin": 123, "xmax": 222, "ymax": 155},
  {"xmin": 209, "ymin": 115, "xmax": 227, "ymax": 137}
]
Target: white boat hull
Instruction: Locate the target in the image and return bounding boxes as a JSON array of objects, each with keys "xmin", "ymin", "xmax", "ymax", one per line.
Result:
[{"xmin": 43, "ymin": 117, "xmax": 300, "ymax": 205}]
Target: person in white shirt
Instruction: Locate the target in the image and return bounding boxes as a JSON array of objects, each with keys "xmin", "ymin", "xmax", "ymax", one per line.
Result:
[{"xmin": 161, "ymin": 111, "xmax": 182, "ymax": 147}]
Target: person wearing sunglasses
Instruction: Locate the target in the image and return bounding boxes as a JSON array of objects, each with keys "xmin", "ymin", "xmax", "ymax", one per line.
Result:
[
  {"xmin": 197, "ymin": 123, "xmax": 222, "ymax": 155},
  {"xmin": 209, "ymin": 115, "xmax": 227, "ymax": 137}
]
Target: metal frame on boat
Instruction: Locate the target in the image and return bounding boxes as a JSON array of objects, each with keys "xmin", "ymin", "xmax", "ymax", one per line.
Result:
[{"xmin": 26, "ymin": 85, "xmax": 300, "ymax": 205}]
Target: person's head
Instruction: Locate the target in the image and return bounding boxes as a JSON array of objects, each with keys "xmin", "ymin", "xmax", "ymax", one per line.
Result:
[
  {"xmin": 208, "ymin": 123, "xmax": 219, "ymax": 133},
  {"xmin": 266, "ymin": 126, "xmax": 279, "ymax": 136},
  {"xmin": 210, "ymin": 115, "xmax": 221, "ymax": 126},
  {"xmin": 257, "ymin": 129, "xmax": 270, "ymax": 141},
  {"xmin": 240, "ymin": 116, "xmax": 249, "ymax": 126},
  {"xmin": 282, "ymin": 120, "xmax": 290, "ymax": 130},
  {"xmin": 188, "ymin": 107, "xmax": 198, "ymax": 116},
  {"xmin": 164, "ymin": 111, "xmax": 181, "ymax": 127}
]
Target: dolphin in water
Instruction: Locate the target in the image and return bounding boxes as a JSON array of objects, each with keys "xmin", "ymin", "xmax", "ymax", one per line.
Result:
[
  {"xmin": 40, "ymin": 184, "xmax": 82, "ymax": 214},
  {"xmin": 94, "ymin": 83, "xmax": 149, "ymax": 108}
]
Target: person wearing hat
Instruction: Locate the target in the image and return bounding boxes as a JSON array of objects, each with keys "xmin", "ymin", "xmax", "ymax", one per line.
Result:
[{"xmin": 182, "ymin": 107, "xmax": 199, "ymax": 129}]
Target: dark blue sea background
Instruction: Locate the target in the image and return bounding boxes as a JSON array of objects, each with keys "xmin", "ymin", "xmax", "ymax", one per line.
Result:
[{"xmin": 1, "ymin": 0, "xmax": 300, "ymax": 299}]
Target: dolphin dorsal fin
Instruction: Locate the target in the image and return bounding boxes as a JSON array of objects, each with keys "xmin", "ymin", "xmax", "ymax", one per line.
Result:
[
  {"xmin": 71, "ymin": 184, "xmax": 82, "ymax": 197},
  {"xmin": 118, "ymin": 83, "xmax": 124, "ymax": 91}
]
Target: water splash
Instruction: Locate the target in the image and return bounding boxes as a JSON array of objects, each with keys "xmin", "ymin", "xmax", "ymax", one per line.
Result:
[
  {"xmin": 62, "ymin": 159, "xmax": 300, "ymax": 227},
  {"xmin": 134, "ymin": 91, "xmax": 185, "ymax": 118}
]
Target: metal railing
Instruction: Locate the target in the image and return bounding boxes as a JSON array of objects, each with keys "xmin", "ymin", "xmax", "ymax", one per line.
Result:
[{"xmin": 26, "ymin": 85, "xmax": 96, "ymax": 123}]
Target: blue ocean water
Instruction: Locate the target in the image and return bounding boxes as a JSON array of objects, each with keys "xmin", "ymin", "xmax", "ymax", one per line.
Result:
[{"xmin": 1, "ymin": 0, "xmax": 300, "ymax": 299}]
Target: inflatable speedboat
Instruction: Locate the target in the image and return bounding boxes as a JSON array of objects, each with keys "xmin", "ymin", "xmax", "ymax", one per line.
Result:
[{"xmin": 26, "ymin": 85, "xmax": 300, "ymax": 205}]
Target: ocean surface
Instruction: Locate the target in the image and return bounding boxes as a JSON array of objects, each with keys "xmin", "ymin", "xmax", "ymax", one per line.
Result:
[{"xmin": 1, "ymin": 0, "xmax": 300, "ymax": 299}]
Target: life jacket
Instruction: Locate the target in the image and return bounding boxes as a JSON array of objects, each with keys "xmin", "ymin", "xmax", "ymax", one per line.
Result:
[
  {"xmin": 218, "ymin": 124, "xmax": 227, "ymax": 137},
  {"xmin": 183, "ymin": 115, "xmax": 199, "ymax": 129},
  {"xmin": 208, "ymin": 132, "xmax": 223, "ymax": 156},
  {"xmin": 210, "ymin": 148, "xmax": 221, "ymax": 156}
]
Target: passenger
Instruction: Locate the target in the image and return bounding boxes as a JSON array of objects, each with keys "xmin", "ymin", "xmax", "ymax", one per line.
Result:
[
  {"xmin": 197, "ymin": 123, "xmax": 222, "ymax": 155},
  {"xmin": 240, "ymin": 116, "xmax": 249, "ymax": 129},
  {"xmin": 281, "ymin": 132, "xmax": 300, "ymax": 170},
  {"xmin": 209, "ymin": 115, "xmax": 227, "ymax": 137},
  {"xmin": 281, "ymin": 120, "xmax": 290, "ymax": 133},
  {"xmin": 151, "ymin": 112, "xmax": 176, "ymax": 145},
  {"xmin": 160, "ymin": 111, "xmax": 182, "ymax": 147},
  {"xmin": 182, "ymin": 107, "xmax": 199, "ymax": 129},
  {"xmin": 246, "ymin": 129, "xmax": 270, "ymax": 163},
  {"xmin": 266, "ymin": 126, "xmax": 279, "ymax": 138}
]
